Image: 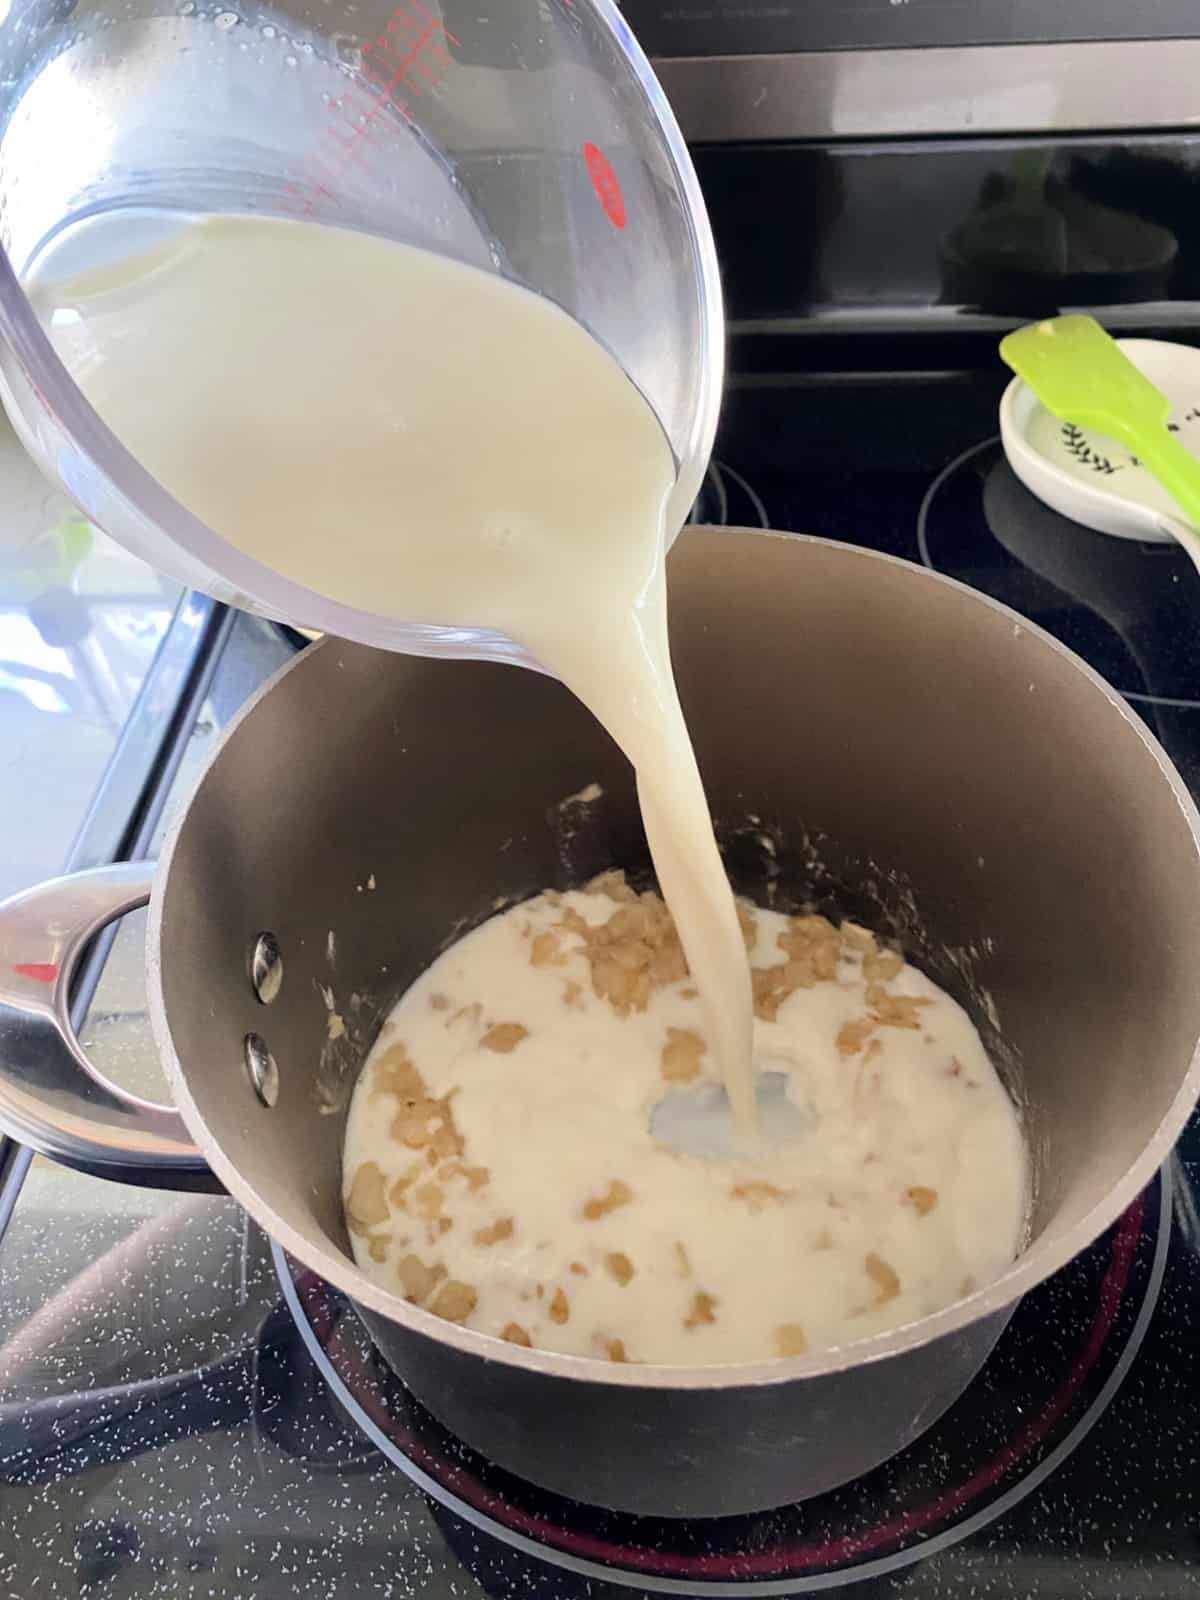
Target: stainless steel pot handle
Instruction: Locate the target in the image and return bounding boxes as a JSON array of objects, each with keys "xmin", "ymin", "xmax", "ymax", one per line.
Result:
[{"xmin": 0, "ymin": 862, "xmax": 211, "ymax": 1186}]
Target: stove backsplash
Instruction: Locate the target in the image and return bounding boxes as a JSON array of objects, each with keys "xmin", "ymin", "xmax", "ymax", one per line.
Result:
[{"xmin": 696, "ymin": 135, "xmax": 1200, "ymax": 344}]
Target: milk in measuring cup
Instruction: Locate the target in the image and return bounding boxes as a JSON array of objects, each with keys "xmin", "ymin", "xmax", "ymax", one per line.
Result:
[{"xmin": 27, "ymin": 212, "xmax": 756, "ymax": 1129}]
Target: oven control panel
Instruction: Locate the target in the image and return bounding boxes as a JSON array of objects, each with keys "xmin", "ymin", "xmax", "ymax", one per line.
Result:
[{"xmin": 622, "ymin": 0, "xmax": 1198, "ymax": 60}]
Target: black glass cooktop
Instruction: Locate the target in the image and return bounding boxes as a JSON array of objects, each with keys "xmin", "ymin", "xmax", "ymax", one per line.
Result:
[{"xmin": 4, "ymin": 361, "xmax": 1200, "ymax": 1596}]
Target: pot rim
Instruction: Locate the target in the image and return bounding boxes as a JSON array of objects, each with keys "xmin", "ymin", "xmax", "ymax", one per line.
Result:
[{"xmin": 147, "ymin": 528, "xmax": 1200, "ymax": 1391}]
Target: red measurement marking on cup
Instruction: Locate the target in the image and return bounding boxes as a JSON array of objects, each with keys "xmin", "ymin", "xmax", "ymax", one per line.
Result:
[
  {"xmin": 583, "ymin": 142, "xmax": 625, "ymax": 229},
  {"xmin": 386, "ymin": 9, "xmax": 451, "ymax": 71},
  {"xmin": 407, "ymin": 0, "xmax": 459, "ymax": 45},
  {"xmin": 287, "ymin": 2, "xmax": 458, "ymax": 217},
  {"xmin": 14, "ymin": 962, "xmax": 56, "ymax": 983}
]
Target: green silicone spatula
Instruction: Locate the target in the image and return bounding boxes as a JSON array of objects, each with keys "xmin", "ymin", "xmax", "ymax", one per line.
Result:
[{"xmin": 999, "ymin": 314, "xmax": 1200, "ymax": 541}]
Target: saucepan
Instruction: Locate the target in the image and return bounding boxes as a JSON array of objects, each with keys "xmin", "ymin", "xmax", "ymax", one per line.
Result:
[{"xmin": 2, "ymin": 527, "xmax": 1199, "ymax": 1518}]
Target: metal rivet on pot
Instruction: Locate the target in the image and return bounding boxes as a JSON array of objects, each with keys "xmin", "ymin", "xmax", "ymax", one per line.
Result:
[
  {"xmin": 244, "ymin": 1033, "xmax": 279, "ymax": 1107},
  {"xmin": 250, "ymin": 932, "xmax": 283, "ymax": 1005}
]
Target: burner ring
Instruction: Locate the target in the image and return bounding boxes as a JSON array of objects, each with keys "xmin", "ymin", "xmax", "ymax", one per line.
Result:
[
  {"xmin": 690, "ymin": 460, "xmax": 771, "ymax": 530},
  {"xmin": 917, "ymin": 437, "xmax": 1200, "ymax": 713},
  {"xmin": 274, "ymin": 1165, "xmax": 1169, "ymax": 1595}
]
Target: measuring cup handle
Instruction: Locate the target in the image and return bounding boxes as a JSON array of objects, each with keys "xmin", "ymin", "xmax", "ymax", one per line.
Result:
[{"xmin": 0, "ymin": 862, "xmax": 213, "ymax": 1187}]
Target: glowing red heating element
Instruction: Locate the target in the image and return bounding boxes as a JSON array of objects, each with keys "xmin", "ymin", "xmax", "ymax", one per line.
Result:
[
  {"xmin": 582, "ymin": 142, "xmax": 626, "ymax": 229},
  {"xmin": 286, "ymin": 0, "xmax": 458, "ymax": 218}
]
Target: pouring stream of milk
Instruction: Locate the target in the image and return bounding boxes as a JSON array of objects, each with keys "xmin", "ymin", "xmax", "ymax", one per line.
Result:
[{"xmin": 28, "ymin": 213, "xmax": 757, "ymax": 1130}]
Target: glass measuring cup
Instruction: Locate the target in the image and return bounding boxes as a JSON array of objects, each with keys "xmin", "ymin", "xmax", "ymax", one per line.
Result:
[{"xmin": 0, "ymin": 0, "xmax": 722, "ymax": 663}]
